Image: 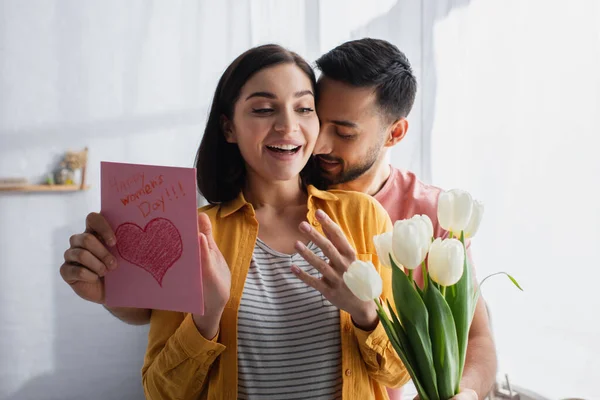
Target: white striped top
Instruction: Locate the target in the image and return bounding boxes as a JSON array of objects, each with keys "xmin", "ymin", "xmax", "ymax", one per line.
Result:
[{"xmin": 237, "ymin": 238, "xmax": 342, "ymax": 400}]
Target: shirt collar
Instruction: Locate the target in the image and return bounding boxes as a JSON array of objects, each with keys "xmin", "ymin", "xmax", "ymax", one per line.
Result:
[
  {"xmin": 219, "ymin": 184, "xmax": 339, "ymax": 218},
  {"xmin": 219, "ymin": 191, "xmax": 250, "ymax": 218},
  {"xmin": 306, "ymin": 184, "xmax": 339, "ymax": 203}
]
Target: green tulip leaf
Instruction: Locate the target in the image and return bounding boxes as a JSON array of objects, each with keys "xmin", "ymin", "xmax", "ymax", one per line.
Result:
[
  {"xmin": 424, "ymin": 281, "xmax": 460, "ymax": 398},
  {"xmin": 506, "ymin": 274, "xmax": 523, "ymax": 291},
  {"xmin": 471, "ymin": 272, "xmax": 523, "ymax": 320},
  {"xmin": 390, "ymin": 257, "xmax": 439, "ymax": 400},
  {"xmin": 385, "ymin": 300, "xmax": 430, "ymax": 400}
]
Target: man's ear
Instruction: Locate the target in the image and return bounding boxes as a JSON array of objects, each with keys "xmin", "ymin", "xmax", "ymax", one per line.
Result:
[
  {"xmin": 385, "ymin": 118, "xmax": 408, "ymax": 147},
  {"xmin": 221, "ymin": 116, "xmax": 236, "ymax": 143}
]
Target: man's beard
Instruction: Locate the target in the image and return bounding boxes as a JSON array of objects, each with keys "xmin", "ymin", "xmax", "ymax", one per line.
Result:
[{"xmin": 316, "ymin": 145, "xmax": 381, "ymax": 188}]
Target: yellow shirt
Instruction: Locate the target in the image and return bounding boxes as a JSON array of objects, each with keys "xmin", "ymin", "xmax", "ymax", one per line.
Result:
[{"xmin": 141, "ymin": 185, "xmax": 410, "ymax": 399}]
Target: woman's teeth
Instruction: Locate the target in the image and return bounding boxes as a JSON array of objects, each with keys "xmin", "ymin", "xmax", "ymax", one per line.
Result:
[{"xmin": 266, "ymin": 144, "xmax": 301, "ymax": 153}]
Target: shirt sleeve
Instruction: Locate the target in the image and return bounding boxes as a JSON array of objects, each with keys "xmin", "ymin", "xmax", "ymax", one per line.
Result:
[
  {"xmin": 353, "ymin": 319, "xmax": 411, "ymax": 388},
  {"xmin": 141, "ymin": 311, "xmax": 226, "ymax": 400}
]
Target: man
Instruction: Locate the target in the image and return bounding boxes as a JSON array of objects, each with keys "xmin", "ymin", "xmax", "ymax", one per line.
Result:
[{"xmin": 312, "ymin": 38, "xmax": 496, "ymax": 400}]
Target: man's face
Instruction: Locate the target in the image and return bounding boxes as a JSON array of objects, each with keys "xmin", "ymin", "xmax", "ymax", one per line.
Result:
[{"xmin": 313, "ymin": 77, "xmax": 388, "ymax": 186}]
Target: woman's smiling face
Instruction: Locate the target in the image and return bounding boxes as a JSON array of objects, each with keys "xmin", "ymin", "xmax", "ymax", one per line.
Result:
[{"xmin": 224, "ymin": 63, "xmax": 319, "ymax": 184}]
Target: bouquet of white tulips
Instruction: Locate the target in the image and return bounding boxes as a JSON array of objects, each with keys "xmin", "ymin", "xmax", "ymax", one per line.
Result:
[{"xmin": 343, "ymin": 189, "xmax": 521, "ymax": 400}]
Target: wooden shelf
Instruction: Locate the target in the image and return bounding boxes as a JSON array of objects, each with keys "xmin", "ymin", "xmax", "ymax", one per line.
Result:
[{"xmin": 0, "ymin": 184, "xmax": 90, "ymax": 193}]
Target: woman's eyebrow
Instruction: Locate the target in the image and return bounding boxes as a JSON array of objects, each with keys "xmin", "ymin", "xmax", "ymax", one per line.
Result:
[{"xmin": 245, "ymin": 90, "xmax": 314, "ymax": 101}]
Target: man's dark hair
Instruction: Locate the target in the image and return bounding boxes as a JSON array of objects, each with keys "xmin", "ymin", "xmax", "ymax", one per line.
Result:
[{"xmin": 315, "ymin": 38, "xmax": 417, "ymax": 120}]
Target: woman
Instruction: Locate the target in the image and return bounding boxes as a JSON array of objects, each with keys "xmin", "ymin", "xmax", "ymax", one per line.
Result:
[{"xmin": 61, "ymin": 44, "xmax": 409, "ymax": 399}]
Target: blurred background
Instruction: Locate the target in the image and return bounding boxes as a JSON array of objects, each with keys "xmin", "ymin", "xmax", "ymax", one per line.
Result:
[{"xmin": 0, "ymin": 0, "xmax": 598, "ymax": 399}]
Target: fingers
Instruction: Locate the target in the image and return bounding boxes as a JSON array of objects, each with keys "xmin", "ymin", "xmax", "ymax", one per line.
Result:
[
  {"xmin": 69, "ymin": 232, "xmax": 117, "ymax": 271},
  {"xmin": 64, "ymin": 246, "xmax": 111, "ymax": 277},
  {"xmin": 60, "ymin": 262, "xmax": 101, "ymax": 284},
  {"xmin": 85, "ymin": 212, "xmax": 116, "ymax": 246},
  {"xmin": 59, "ymin": 212, "xmax": 116, "ymax": 293},
  {"xmin": 298, "ymin": 221, "xmax": 347, "ymax": 271},
  {"xmin": 314, "ymin": 209, "xmax": 356, "ymax": 259},
  {"xmin": 294, "ymin": 241, "xmax": 338, "ymax": 283},
  {"xmin": 197, "ymin": 213, "xmax": 218, "ymax": 250},
  {"xmin": 198, "ymin": 233, "xmax": 212, "ymax": 273},
  {"xmin": 291, "ymin": 264, "xmax": 326, "ymax": 294},
  {"xmin": 199, "ymin": 233, "xmax": 224, "ymax": 284}
]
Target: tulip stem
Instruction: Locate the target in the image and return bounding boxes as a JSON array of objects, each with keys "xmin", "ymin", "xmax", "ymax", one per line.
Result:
[
  {"xmin": 375, "ymin": 298, "xmax": 385, "ymax": 317},
  {"xmin": 374, "ymin": 299, "xmax": 402, "ymax": 347},
  {"xmin": 441, "ymin": 286, "xmax": 446, "ymax": 297},
  {"xmin": 408, "ymin": 269, "xmax": 414, "ymax": 285},
  {"xmin": 449, "ymin": 230, "xmax": 454, "ymax": 239},
  {"xmin": 375, "ymin": 299, "xmax": 393, "ymax": 332},
  {"xmin": 421, "ymin": 260, "xmax": 429, "ymax": 290}
]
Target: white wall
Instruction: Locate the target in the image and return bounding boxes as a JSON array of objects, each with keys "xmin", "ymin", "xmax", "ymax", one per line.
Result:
[
  {"xmin": 0, "ymin": 1, "xmax": 252, "ymax": 399},
  {"xmin": 429, "ymin": 1, "xmax": 600, "ymax": 398}
]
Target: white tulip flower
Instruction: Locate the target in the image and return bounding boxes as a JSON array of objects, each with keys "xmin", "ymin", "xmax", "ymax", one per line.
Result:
[
  {"xmin": 343, "ymin": 260, "xmax": 383, "ymax": 301},
  {"xmin": 427, "ymin": 238, "xmax": 465, "ymax": 287},
  {"xmin": 392, "ymin": 214, "xmax": 433, "ymax": 270},
  {"xmin": 437, "ymin": 189, "xmax": 474, "ymax": 233},
  {"xmin": 373, "ymin": 232, "xmax": 396, "ymax": 268},
  {"xmin": 464, "ymin": 200, "xmax": 484, "ymax": 238}
]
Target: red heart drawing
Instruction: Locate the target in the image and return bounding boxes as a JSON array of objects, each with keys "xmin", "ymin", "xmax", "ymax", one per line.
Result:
[{"xmin": 115, "ymin": 218, "xmax": 183, "ymax": 287}]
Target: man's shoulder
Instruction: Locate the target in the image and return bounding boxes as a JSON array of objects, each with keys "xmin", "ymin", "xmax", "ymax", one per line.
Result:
[
  {"xmin": 376, "ymin": 167, "xmax": 445, "ymax": 234},
  {"xmin": 392, "ymin": 167, "xmax": 443, "ymax": 197},
  {"xmin": 379, "ymin": 167, "xmax": 443, "ymax": 207}
]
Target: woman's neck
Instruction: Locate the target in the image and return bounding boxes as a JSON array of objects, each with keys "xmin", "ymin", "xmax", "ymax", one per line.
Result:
[{"xmin": 243, "ymin": 173, "xmax": 307, "ymax": 212}]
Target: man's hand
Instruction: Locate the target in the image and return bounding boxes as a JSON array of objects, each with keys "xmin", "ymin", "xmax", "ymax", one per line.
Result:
[
  {"xmin": 413, "ymin": 388, "xmax": 478, "ymax": 400},
  {"xmin": 459, "ymin": 295, "xmax": 497, "ymax": 398},
  {"xmin": 451, "ymin": 388, "xmax": 478, "ymax": 400}
]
